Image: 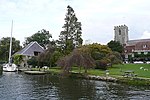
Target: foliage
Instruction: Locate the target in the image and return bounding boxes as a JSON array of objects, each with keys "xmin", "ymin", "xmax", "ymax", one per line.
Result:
[
  {"xmin": 83, "ymin": 43, "xmax": 112, "ymax": 60},
  {"xmin": 57, "ymin": 48, "xmax": 95, "ymax": 74},
  {"xmin": 107, "ymin": 40, "xmax": 123, "ymax": 53},
  {"xmin": 80, "ymin": 43, "xmax": 113, "ymax": 68},
  {"xmin": 0, "ymin": 37, "xmax": 21, "ymax": 62},
  {"xmin": 80, "ymin": 43, "xmax": 122, "ymax": 68},
  {"xmin": 58, "ymin": 5, "xmax": 83, "ymax": 55},
  {"xmin": 37, "ymin": 47, "xmax": 54, "ymax": 67},
  {"xmin": 37, "ymin": 46, "xmax": 63, "ymax": 67},
  {"xmin": 13, "ymin": 54, "xmax": 24, "ymax": 65},
  {"xmin": 24, "ymin": 29, "xmax": 52, "ymax": 49},
  {"xmin": 106, "ymin": 51, "xmax": 122, "ymax": 65},
  {"xmin": 50, "ymin": 51, "xmax": 64, "ymax": 67},
  {"xmin": 132, "ymin": 52, "xmax": 150, "ymax": 61},
  {"xmin": 27, "ymin": 57, "xmax": 38, "ymax": 67},
  {"xmin": 95, "ymin": 59, "xmax": 110, "ymax": 70}
]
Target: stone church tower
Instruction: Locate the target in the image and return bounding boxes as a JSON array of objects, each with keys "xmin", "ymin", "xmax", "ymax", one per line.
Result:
[{"xmin": 114, "ymin": 25, "xmax": 129, "ymax": 45}]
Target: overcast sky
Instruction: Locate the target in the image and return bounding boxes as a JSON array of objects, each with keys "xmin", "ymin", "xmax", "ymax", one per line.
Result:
[{"xmin": 1, "ymin": 0, "xmax": 150, "ymax": 45}]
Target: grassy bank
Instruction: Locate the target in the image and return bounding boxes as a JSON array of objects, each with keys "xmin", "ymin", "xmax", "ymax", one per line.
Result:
[
  {"xmin": 32, "ymin": 64, "xmax": 150, "ymax": 85},
  {"xmin": 61, "ymin": 64, "xmax": 150, "ymax": 78},
  {"xmin": 110, "ymin": 64, "xmax": 150, "ymax": 78},
  {"xmin": 32, "ymin": 64, "xmax": 150, "ymax": 78}
]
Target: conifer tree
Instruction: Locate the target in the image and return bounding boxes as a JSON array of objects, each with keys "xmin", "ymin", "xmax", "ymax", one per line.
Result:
[{"xmin": 58, "ymin": 5, "xmax": 83, "ymax": 54}]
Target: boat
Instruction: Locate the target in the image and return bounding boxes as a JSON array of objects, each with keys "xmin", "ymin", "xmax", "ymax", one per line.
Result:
[
  {"xmin": 3, "ymin": 21, "xmax": 17, "ymax": 72},
  {"xmin": 3, "ymin": 63, "xmax": 17, "ymax": 72}
]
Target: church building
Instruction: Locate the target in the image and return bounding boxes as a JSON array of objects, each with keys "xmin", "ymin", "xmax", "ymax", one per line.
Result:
[{"xmin": 114, "ymin": 25, "xmax": 150, "ymax": 62}]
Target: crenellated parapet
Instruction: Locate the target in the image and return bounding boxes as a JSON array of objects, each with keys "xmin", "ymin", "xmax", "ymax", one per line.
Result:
[{"xmin": 114, "ymin": 24, "xmax": 129, "ymax": 45}]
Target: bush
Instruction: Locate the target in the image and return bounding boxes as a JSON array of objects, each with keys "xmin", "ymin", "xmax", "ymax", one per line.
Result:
[
  {"xmin": 95, "ymin": 59, "xmax": 109, "ymax": 70},
  {"xmin": 27, "ymin": 57, "xmax": 38, "ymax": 68}
]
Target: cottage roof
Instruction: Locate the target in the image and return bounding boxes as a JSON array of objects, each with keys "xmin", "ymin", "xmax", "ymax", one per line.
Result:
[{"xmin": 15, "ymin": 41, "xmax": 44, "ymax": 56}]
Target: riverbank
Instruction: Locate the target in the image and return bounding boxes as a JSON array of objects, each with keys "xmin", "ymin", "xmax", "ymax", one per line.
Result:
[
  {"xmin": 69, "ymin": 72, "xmax": 150, "ymax": 86},
  {"xmin": 30, "ymin": 64, "xmax": 150, "ymax": 86}
]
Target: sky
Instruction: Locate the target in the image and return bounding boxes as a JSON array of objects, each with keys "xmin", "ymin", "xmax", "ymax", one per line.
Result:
[{"xmin": 1, "ymin": 0, "xmax": 150, "ymax": 45}]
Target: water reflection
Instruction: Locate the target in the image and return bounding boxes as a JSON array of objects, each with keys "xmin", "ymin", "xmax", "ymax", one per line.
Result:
[
  {"xmin": 0, "ymin": 72, "xmax": 149, "ymax": 100},
  {"xmin": 55, "ymin": 78, "xmax": 97, "ymax": 100},
  {"xmin": 25, "ymin": 75, "xmax": 97, "ymax": 100}
]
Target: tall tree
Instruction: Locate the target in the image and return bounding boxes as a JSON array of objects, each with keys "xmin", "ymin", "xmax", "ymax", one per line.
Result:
[
  {"xmin": 0, "ymin": 37, "xmax": 21, "ymax": 62},
  {"xmin": 58, "ymin": 5, "xmax": 83, "ymax": 54},
  {"xmin": 24, "ymin": 29, "xmax": 52, "ymax": 49},
  {"xmin": 107, "ymin": 40, "xmax": 123, "ymax": 53}
]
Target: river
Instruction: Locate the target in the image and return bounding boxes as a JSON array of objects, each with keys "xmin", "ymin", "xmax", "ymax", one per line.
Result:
[{"xmin": 0, "ymin": 71, "xmax": 149, "ymax": 100}]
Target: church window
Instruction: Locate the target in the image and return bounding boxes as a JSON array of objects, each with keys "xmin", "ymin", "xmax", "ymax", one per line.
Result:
[
  {"xmin": 119, "ymin": 29, "xmax": 121, "ymax": 35},
  {"xmin": 143, "ymin": 45, "xmax": 147, "ymax": 48}
]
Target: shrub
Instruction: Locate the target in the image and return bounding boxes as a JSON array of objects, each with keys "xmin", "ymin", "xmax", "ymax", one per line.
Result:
[
  {"xmin": 95, "ymin": 59, "xmax": 109, "ymax": 70},
  {"xmin": 27, "ymin": 57, "xmax": 38, "ymax": 68}
]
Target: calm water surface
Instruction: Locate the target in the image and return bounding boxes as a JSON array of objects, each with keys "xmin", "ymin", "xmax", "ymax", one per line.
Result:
[{"xmin": 0, "ymin": 71, "xmax": 149, "ymax": 100}]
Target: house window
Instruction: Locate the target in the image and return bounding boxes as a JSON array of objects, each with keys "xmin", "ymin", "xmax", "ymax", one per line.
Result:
[
  {"xmin": 138, "ymin": 52, "xmax": 141, "ymax": 54},
  {"xmin": 34, "ymin": 51, "xmax": 39, "ymax": 56},
  {"xmin": 143, "ymin": 45, "xmax": 147, "ymax": 48}
]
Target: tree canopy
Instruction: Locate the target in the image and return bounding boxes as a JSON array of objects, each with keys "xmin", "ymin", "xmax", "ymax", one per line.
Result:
[
  {"xmin": 58, "ymin": 5, "xmax": 83, "ymax": 55},
  {"xmin": 107, "ymin": 40, "xmax": 123, "ymax": 53},
  {"xmin": 37, "ymin": 46, "xmax": 63, "ymax": 67},
  {"xmin": 57, "ymin": 48, "xmax": 95, "ymax": 74},
  {"xmin": 24, "ymin": 29, "xmax": 52, "ymax": 49},
  {"xmin": 81, "ymin": 43, "xmax": 112, "ymax": 60},
  {"xmin": 0, "ymin": 37, "xmax": 21, "ymax": 62}
]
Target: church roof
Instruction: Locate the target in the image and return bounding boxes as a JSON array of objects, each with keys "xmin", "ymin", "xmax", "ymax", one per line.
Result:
[
  {"xmin": 15, "ymin": 41, "xmax": 44, "ymax": 56},
  {"xmin": 127, "ymin": 38, "xmax": 150, "ymax": 46}
]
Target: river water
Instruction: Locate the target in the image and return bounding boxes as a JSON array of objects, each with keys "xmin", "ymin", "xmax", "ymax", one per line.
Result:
[{"xmin": 0, "ymin": 71, "xmax": 149, "ymax": 100}]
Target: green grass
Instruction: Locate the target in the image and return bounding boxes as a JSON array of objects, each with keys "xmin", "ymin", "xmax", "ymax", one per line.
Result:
[
  {"xmin": 32, "ymin": 63, "xmax": 150, "ymax": 78},
  {"xmin": 110, "ymin": 64, "xmax": 150, "ymax": 78},
  {"xmin": 31, "ymin": 64, "xmax": 150, "ymax": 86},
  {"xmin": 87, "ymin": 64, "xmax": 150, "ymax": 78}
]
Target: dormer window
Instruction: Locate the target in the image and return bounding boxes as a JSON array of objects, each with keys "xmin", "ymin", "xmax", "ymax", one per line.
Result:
[{"xmin": 143, "ymin": 45, "xmax": 147, "ymax": 48}]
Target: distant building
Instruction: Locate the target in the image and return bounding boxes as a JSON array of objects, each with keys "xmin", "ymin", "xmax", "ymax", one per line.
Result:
[{"xmin": 114, "ymin": 25, "xmax": 150, "ymax": 62}]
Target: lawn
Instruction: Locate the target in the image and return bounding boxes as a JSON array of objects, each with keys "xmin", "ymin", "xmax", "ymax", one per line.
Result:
[
  {"xmin": 110, "ymin": 64, "xmax": 150, "ymax": 78},
  {"xmin": 88, "ymin": 64, "xmax": 150, "ymax": 78},
  {"xmin": 33, "ymin": 63, "xmax": 150, "ymax": 78},
  {"xmin": 34, "ymin": 64, "xmax": 150, "ymax": 78}
]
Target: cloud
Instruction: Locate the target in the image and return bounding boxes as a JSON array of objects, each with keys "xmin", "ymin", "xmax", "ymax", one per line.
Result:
[
  {"xmin": 1, "ymin": 0, "xmax": 150, "ymax": 45},
  {"xmin": 141, "ymin": 31, "xmax": 150, "ymax": 39}
]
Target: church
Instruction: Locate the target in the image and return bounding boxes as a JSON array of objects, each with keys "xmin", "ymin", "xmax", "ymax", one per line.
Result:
[{"xmin": 114, "ymin": 25, "xmax": 150, "ymax": 62}]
